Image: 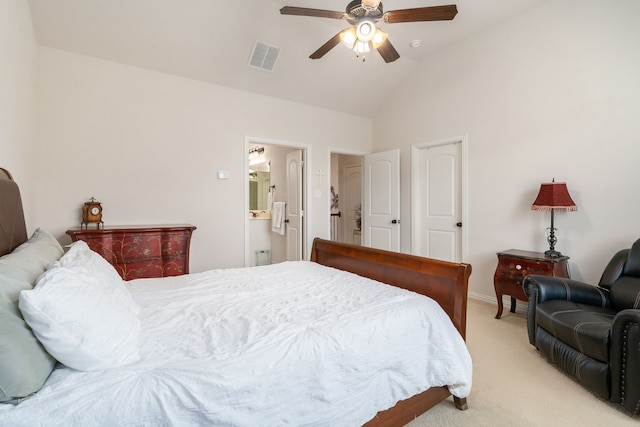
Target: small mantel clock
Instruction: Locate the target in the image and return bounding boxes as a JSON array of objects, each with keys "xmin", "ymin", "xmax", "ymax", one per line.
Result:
[{"xmin": 81, "ymin": 197, "xmax": 103, "ymax": 229}]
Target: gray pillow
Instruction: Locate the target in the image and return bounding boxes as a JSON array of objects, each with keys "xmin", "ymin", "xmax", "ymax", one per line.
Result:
[{"xmin": 0, "ymin": 228, "xmax": 64, "ymax": 403}]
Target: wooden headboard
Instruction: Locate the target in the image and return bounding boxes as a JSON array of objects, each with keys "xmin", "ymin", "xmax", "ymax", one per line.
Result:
[{"xmin": 0, "ymin": 168, "xmax": 28, "ymax": 257}]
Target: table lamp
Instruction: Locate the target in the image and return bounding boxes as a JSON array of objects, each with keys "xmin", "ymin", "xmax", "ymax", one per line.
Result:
[{"xmin": 531, "ymin": 179, "xmax": 577, "ymax": 257}]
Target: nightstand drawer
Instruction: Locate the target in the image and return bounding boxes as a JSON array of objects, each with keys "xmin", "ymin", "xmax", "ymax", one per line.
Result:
[{"xmin": 495, "ymin": 257, "xmax": 554, "ymax": 281}]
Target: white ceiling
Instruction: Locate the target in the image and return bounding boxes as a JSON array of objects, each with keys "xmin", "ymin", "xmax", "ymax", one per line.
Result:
[{"xmin": 27, "ymin": 0, "xmax": 546, "ymax": 117}]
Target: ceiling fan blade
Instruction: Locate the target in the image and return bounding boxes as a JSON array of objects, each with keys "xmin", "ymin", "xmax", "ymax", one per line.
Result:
[
  {"xmin": 384, "ymin": 5, "xmax": 458, "ymax": 23},
  {"xmin": 280, "ymin": 6, "xmax": 346, "ymax": 20},
  {"xmin": 309, "ymin": 31, "xmax": 344, "ymax": 60},
  {"xmin": 376, "ymin": 39, "xmax": 400, "ymax": 63}
]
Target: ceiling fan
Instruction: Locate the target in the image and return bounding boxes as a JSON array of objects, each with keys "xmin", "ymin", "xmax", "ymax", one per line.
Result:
[{"xmin": 280, "ymin": 1, "xmax": 458, "ymax": 63}]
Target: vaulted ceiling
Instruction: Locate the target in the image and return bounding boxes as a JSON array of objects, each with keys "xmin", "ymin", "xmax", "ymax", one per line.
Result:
[{"xmin": 27, "ymin": 0, "xmax": 546, "ymax": 117}]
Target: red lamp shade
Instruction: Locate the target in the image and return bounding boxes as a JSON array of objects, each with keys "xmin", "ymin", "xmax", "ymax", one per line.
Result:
[
  {"xmin": 531, "ymin": 182, "xmax": 577, "ymax": 212},
  {"xmin": 531, "ymin": 180, "xmax": 577, "ymax": 257}
]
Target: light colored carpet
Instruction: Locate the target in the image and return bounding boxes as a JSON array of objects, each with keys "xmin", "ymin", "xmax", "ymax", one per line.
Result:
[{"xmin": 406, "ymin": 299, "xmax": 638, "ymax": 427}]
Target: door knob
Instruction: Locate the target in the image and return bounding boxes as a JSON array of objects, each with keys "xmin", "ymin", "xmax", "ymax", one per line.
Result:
[
  {"xmin": 456, "ymin": 222, "xmax": 462, "ymax": 227},
  {"xmin": 391, "ymin": 219, "xmax": 400, "ymax": 224}
]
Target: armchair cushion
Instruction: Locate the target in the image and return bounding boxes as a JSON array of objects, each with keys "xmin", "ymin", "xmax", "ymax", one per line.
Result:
[
  {"xmin": 599, "ymin": 249, "xmax": 629, "ymax": 290},
  {"xmin": 622, "ymin": 239, "xmax": 640, "ymax": 276},
  {"xmin": 609, "ymin": 277, "xmax": 640, "ymax": 310},
  {"xmin": 536, "ymin": 300, "xmax": 616, "ymax": 363}
]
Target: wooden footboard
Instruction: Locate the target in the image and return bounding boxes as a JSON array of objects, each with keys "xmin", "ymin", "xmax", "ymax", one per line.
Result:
[
  {"xmin": 310, "ymin": 238, "xmax": 472, "ymax": 425},
  {"xmin": 310, "ymin": 238, "xmax": 471, "ymax": 338}
]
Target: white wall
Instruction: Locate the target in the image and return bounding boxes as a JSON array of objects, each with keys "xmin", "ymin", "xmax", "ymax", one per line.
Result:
[
  {"xmin": 373, "ymin": 0, "xmax": 640, "ymax": 300},
  {"xmin": 0, "ymin": 0, "xmax": 38, "ymax": 226},
  {"xmin": 34, "ymin": 47, "xmax": 372, "ymax": 272}
]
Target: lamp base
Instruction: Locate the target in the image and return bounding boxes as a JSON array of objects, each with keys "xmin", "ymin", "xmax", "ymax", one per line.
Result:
[{"xmin": 544, "ymin": 249, "xmax": 563, "ymax": 258}]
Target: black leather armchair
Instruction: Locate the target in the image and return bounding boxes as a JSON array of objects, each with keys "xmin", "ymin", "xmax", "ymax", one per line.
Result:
[{"xmin": 523, "ymin": 239, "xmax": 640, "ymax": 415}]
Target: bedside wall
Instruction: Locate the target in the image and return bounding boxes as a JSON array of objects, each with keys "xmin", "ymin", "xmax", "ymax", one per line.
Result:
[
  {"xmin": 32, "ymin": 47, "xmax": 373, "ymax": 273},
  {"xmin": 0, "ymin": 0, "xmax": 38, "ymax": 226}
]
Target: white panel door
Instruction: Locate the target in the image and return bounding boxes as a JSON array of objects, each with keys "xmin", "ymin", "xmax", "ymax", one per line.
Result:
[
  {"xmin": 363, "ymin": 149, "xmax": 400, "ymax": 251},
  {"xmin": 286, "ymin": 149, "xmax": 303, "ymax": 260},
  {"xmin": 412, "ymin": 141, "xmax": 462, "ymax": 262}
]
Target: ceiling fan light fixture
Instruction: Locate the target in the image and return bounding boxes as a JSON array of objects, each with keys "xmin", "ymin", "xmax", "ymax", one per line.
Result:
[
  {"xmin": 340, "ymin": 28, "xmax": 357, "ymax": 48},
  {"xmin": 372, "ymin": 28, "xmax": 388, "ymax": 48},
  {"xmin": 361, "ymin": 0, "xmax": 381, "ymax": 12},
  {"xmin": 353, "ymin": 39, "xmax": 371, "ymax": 54},
  {"xmin": 356, "ymin": 19, "xmax": 376, "ymax": 42}
]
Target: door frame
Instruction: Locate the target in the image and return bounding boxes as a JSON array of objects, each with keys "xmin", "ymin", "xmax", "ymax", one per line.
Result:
[
  {"xmin": 245, "ymin": 136, "xmax": 311, "ymax": 266},
  {"xmin": 411, "ymin": 135, "xmax": 469, "ymax": 262},
  {"xmin": 328, "ymin": 147, "xmax": 366, "ymax": 244}
]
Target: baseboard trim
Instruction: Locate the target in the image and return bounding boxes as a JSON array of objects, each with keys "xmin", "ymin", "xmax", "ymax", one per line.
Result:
[{"xmin": 468, "ymin": 292, "xmax": 529, "ymax": 315}]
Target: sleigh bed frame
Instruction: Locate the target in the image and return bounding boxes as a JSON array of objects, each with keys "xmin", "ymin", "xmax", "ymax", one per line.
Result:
[{"xmin": 0, "ymin": 167, "xmax": 471, "ymax": 426}]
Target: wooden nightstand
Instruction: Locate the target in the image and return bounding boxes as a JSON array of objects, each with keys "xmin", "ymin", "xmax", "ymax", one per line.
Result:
[
  {"xmin": 66, "ymin": 224, "xmax": 196, "ymax": 280},
  {"xmin": 494, "ymin": 249, "xmax": 570, "ymax": 319}
]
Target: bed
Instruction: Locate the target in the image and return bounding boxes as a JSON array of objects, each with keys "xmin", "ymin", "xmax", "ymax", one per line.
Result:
[{"xmin": 0, "ymin": 168, "xmax": 472, "ymax": 426}]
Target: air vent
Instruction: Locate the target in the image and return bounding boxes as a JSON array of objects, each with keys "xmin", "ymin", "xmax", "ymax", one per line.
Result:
[{"xmin": 248, "ymin": 41, "xmax": 280, "ymax": 72}]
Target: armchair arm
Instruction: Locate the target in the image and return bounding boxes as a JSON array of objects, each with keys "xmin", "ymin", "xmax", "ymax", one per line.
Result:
[
  {"xmin": 523, "ymin": 275, "xmax": 610, "ymax": 346},
  {"xmin": 523, "ymin": 275, "xmax": 610, "ymax": 306},
  {"xmin": 610, "ymin": 309, "xmax": 640, "ymax": 414}
]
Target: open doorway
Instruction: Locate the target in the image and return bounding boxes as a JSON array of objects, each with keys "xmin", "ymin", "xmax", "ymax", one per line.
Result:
[
  {"xmin": 246, "ymin": 139, "xmax": 307, "ymax": 267},
  {"xmin": 329, "ymin": 152, "xmax": 364, "ymax": 246}
]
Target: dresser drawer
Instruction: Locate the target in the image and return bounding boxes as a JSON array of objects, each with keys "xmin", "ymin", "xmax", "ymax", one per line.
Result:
[{"xmin": 80, "ymin": 232, "xmax": 163, "ymax": 263}]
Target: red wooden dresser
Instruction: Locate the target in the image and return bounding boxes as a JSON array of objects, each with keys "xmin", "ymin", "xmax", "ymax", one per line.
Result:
[{"xmin": 66, "ymin": 224, "xmax": 196, "ymax": 280}]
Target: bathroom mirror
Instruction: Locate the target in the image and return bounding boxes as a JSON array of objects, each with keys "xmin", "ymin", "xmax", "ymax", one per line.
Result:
[{"xmin": 249, "ymin": 166, "xmax": 270, "ymax": 211}]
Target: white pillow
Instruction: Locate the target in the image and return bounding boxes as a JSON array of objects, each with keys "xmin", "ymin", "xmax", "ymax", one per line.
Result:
[
  {"xmin": 55, "ymin": 240, "xmax": 140, "ymax": 314},
  {"xmin": 18, "ymin": 265, "xmax": 141, "ymax": 371}
]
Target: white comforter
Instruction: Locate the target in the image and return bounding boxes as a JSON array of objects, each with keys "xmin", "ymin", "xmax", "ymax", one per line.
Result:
[{"xmin": 0, "ymin": 261, "xmax": 472, "ymax": 426}]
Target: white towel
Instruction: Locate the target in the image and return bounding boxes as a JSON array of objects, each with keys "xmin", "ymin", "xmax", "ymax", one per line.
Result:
[{"xmin": 271, "ymin": 202, "xmax": 286, "ymax": 235}]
